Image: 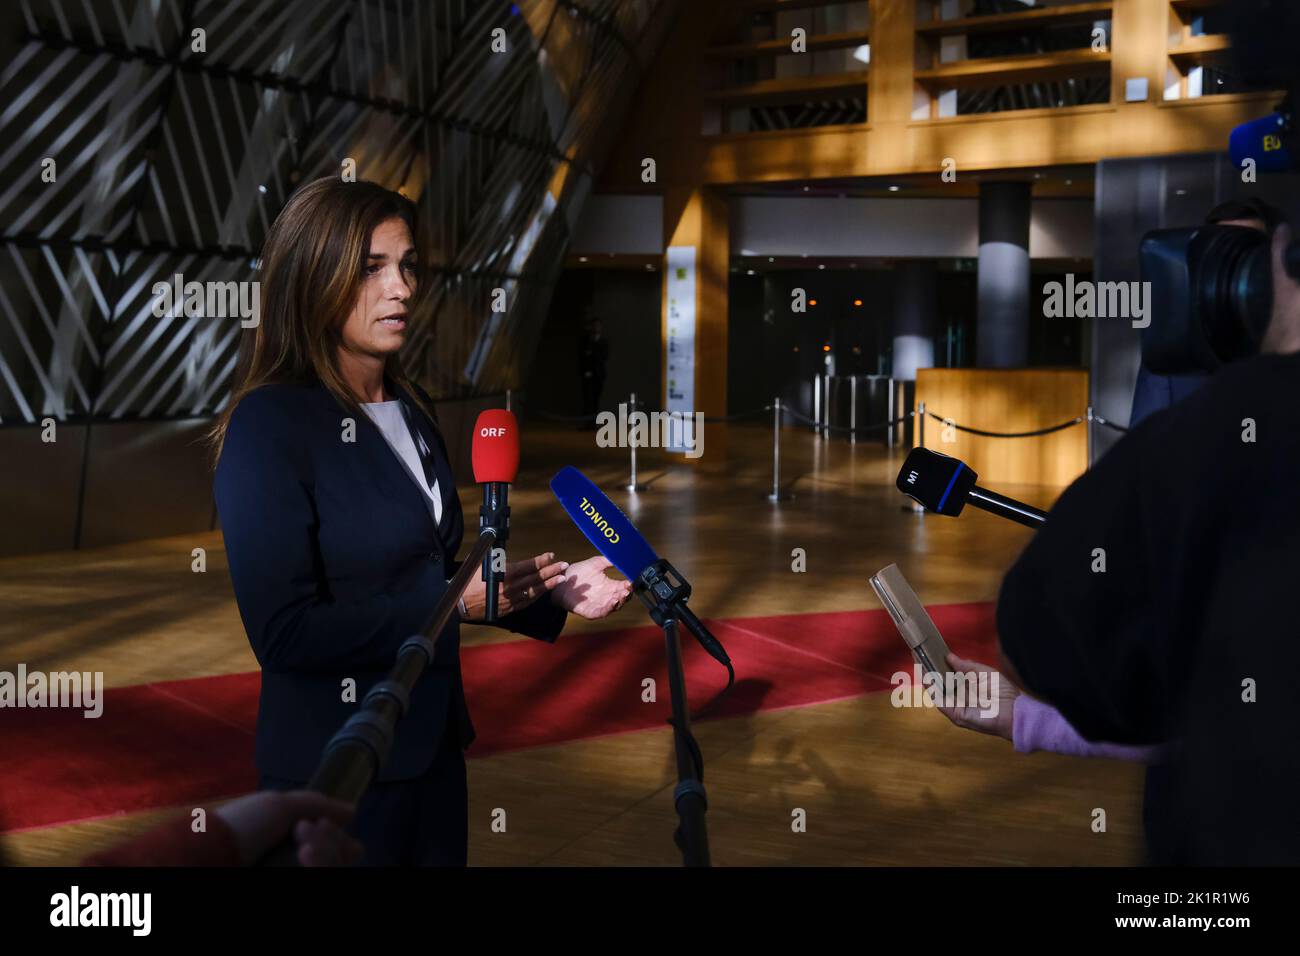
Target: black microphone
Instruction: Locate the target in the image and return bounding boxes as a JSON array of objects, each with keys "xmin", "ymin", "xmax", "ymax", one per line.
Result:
[{"xmin": 896, "ymin": 447, "xmax": 1047, "ymax": 529}]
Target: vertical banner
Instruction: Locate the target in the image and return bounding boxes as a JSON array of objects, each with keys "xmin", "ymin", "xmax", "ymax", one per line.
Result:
[{"xmin": 664, "ymin": 245, "xmax": 697, "ymax": 453}]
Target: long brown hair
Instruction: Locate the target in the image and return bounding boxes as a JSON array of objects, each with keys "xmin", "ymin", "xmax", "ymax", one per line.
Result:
[{"xmin": 206, "ymin": 176, "xmax": 434, "ymax": 464}]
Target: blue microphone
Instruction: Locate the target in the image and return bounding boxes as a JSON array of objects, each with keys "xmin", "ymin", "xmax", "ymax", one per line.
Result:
[
  {"xmin": 1230, "ymin": 111, "xmax": 1295, "ymax": 173},
  {"xmin": 550, "ymin": 465, "xmax": 659, "ymax": 580},
  {"xmin": 550, "ymin": 466, "xmax": 732, "ymax": 669}
]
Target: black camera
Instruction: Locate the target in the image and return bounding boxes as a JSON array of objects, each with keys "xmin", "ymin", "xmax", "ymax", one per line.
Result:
[
  {"xmin": 1139, "ymin": 225, "xmax": 1281, "ymax": 374},
  {"xmin": 1135, "ymin": 0, "xmax": 1300, "ymax": 376}
]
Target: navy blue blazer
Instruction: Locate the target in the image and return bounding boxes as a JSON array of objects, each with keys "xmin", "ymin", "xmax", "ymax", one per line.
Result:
[{"xmin": 213, "ymin": 377, "xmax": 566, "ymax": 782}]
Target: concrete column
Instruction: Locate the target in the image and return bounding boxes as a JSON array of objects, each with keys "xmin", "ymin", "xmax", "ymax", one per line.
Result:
[
  {"xmin": 977, "ymin": 181, "xmax": 1032, "ymax": 368},
  {"xmin": 892, "ymin": 260, "xmax": 937, "ymax": 381}
]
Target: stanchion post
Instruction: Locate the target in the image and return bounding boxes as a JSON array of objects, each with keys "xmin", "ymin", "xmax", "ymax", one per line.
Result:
[
  {"xmin": 849, "ymin": 376, "xmax": 857, "ymax": 445},
  {"xmin": 886, "ymin": 378, "xmax": 895, "ymax": 449},
  {"xmin": 768, "ymin": 397, "xmax": 791, "ymax": 502},
  {"xmin": 1086, "ymin": 405, "xmax": 1094, "ymax": 469},
  {"xmin": 823, "ymin": 374, "xmax": 832, "ymax": 439},
  {"xmin": 626, "ymin": 391, "xmax": 645, "ymax": 492},
  {"xmin": 908, "ymin": 400, "xmax": 928, "ymax": 515},
  {"xmin": 813, "ymin": 374, "xmax": 821, "ymax": 436}
]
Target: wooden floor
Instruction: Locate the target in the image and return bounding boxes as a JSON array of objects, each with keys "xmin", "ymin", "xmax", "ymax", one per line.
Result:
[{"xmin": 0, "ymin": 422, "xmax": 1145, "ymax": 866}]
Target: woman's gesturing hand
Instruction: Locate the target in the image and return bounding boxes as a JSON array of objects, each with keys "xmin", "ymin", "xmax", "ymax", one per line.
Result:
[
  {"xmin": 459, "ymin": 552, "xmax": 569, "ymax": 621},
  {"xmin": 550, "ymin": 555, "xmax": 633, "ymax": 620}
]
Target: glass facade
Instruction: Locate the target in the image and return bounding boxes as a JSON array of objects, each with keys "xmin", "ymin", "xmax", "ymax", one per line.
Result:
[{"xmin": 0, "ymin": 0, "xmax": 667, "ymax": 424}]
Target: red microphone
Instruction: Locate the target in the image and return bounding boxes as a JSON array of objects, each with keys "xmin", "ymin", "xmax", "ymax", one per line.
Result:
[
  {"xmin": 472, "ymin": 409, "xmax": 519, "ymax": 483},
  {"xmin": 471, "ymin": 410, "xmax": 519, "ymax": 622}
]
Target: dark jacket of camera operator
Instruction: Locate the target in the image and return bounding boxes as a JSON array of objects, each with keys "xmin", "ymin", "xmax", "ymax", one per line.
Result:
[{"xmin": 996, "ymin": 259, "xmax": 1300, "ymax": 863}]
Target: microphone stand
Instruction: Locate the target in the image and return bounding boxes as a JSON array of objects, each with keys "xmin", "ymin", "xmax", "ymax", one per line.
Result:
[
  {"xmin": 633, "ymin": 558, "xmax": 716, "ymax": 867},
  {"xmin": 480, "ymin": 483, "xmax": 510, "ymax": 622},
  {"xmin": 257, "ymin": 528, "xmax": 498, "ymax": 866}
]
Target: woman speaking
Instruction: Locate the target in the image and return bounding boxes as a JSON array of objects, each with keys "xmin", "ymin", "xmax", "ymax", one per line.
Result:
[{"xmin": 210, "ymin": 176, "xmax": 631, "ymax": 865}]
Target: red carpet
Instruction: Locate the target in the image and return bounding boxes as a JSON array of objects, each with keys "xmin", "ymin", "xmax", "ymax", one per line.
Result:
[{"xmin": 0, "ymin": 603, "xmax": 996, "ymax": 833}]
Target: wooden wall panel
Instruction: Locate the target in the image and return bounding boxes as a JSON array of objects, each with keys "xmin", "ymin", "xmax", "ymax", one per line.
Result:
[{"xmin": 914, "ymin": 368, "xmax": 1090, "ymax": 487}]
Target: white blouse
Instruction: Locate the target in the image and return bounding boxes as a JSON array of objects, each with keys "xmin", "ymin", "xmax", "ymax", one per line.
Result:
[{"xmin": 362, "ymin": 400, "xmax": 444, "ymax": 526}]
